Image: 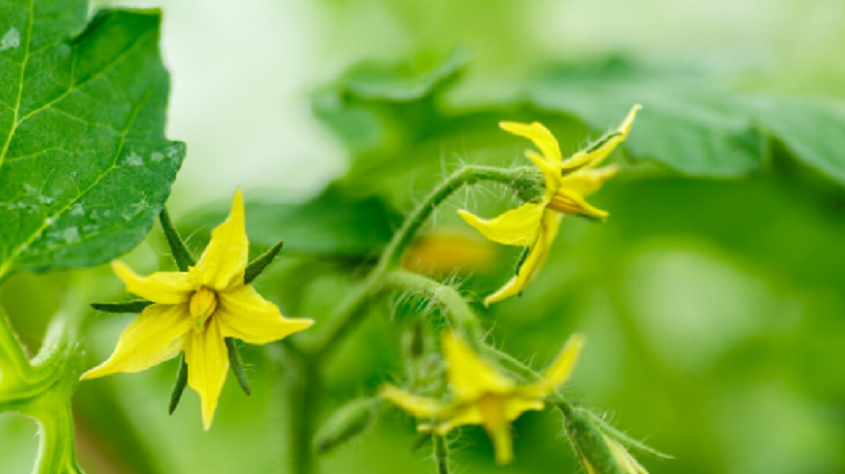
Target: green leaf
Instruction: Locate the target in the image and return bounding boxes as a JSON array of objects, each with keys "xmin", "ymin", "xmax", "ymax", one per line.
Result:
[
  {"xmin": 180, "ymin": 186, "xmax": 401, "ymax": 258},
  {"xmin": 0, "ymin": 4, "xmax": 185, "ymax": 278},
  {"xmin": 523, "ymin": 57, "xmax": 764, "ymax": 177},
  {"xmin": 317, "ymin": 54, "xmax": 845, "ymax": 188}
]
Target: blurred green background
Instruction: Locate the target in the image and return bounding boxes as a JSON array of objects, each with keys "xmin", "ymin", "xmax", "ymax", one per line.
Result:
[{"xmin": 2, "ymin": 0, "xmax": 845, "ymax": 473}]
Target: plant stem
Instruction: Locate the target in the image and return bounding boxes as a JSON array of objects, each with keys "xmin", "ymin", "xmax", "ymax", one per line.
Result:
[
  {"xmin": 383, "ymin": 269, "xmax": 481, "ymax": 342},
  {"xmin": 432, "ymin": 435, "xmax": 450, "ymax": 474},
  {"xmin": 308, "ymin": 165, "xmax": 524, "ymax": 356},
  {"xmin": 288, "ymin": 354, "xmax": 319, "ymax": 474},
  {"xmin": 0, "ymin": 305, "xmax": 32, "ymax": 380},
  {"xmin": 289, "ymin": 165, "xmax": 531, "ymax": 474}
]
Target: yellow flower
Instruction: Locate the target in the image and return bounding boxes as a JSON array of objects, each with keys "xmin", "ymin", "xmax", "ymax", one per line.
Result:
[
  {"xmin": 583, "ymin": 435, "xmax": 649, "ymax": 474},
  {"xmin": 382, "ymin": 332, "xmax": 585, "ymax": 465},
  {"xmin": 81, "ymin": 189, "xmax": 314, "ymax": 430},
  {"xmin": 458, "ymin": 105, "xmax": 641, "ymax": 306}
]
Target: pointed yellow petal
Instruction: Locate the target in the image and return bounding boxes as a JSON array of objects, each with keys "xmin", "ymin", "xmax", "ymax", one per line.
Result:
[
  {"xmin": 457, "ymin": 202, "xmax": 544, "ymax": 247},
  {"xmin": 184, "ymin": 319, "xmax": 229, "ymax": 431},
  {"xmin": 193, "ymin": 189, "xmax": 249, "ymax": 292},
  {"xmin": 565, "ymin": 104, "xmax": 641, "ymax": 171},
  {"xmin": 500, "ymin": 121, "xmax": 561, "ymax": 162},
  {"xmin": 443, "ymin": 333, "xmax": 512, "ymax": 400},
  {"xmin": 485, "ymin": 210, "xmax": 561, "ymax": 305},
  {"xmin": 381, "ymin": 385, "xmax": 445, "ymax": 419},
  {"xmin": 562, "ymin": 165, "xmax": 619, "ymax": 197},
  {"xmin": 216, "ymin": 285, "xmax": 313, "ymax": 345},
  {"xmin": 111, "ymin": 261, "xmax": 193, "ymax": 305},
  {"xmin": 547, "ymin": 187, "xmax": 609, "ymax": 220},
  {"xmin": 477, "ymin": 395, "xmax": 514, "ymax": 465},
  {"xmin": 81, "ymin": 304, "xmax": 192, "ymax": 380},
  {"xmin": 539, "ymin": 333, "xmax": 585, "ymax": 392},
  {"xmin": 503, "ymin": 396, "xmax": 545, "ymax": 422},
  {"xmin": 606, "ymin": 436, "xmax": 650, "ymax": 474}
]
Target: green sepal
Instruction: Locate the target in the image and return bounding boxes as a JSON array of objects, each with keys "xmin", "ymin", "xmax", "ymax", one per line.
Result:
[
  {"xmin": 159, "ymin": 207, "xmax": 196, "ymax": 272},
  {"xmin": 244, "ymin": 239, "xmax": 285, "ymax": 285},
  {"xmin": 168, "ymin": 353, "xmax": 189, "ymax": 415},
  {"xmin": 405, "ymin": 321, "xmax": 426, "ymax": 360},
  {"xmin": 313, "ymin": 397, "xmax": 381, "ymax": 454},
  {"xmin": 585, "ymin": 409, "xmax": 675, "ymax": 461},
  {"xmin": 226, "ymin": 338, "xmax": 251, "ymax": 396},
  {"xmin": 559, "ymin": 403, "xmax": 625, "ymax": 474},
  {"xmin": 90, "ymin": 300, "xmax": 153, "ymax": 314}
]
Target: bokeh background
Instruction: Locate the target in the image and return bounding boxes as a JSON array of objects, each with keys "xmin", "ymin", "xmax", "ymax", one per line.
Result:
[{"xmin": 2, "ymin": 0, "xmax": 845, "ymax": 473}]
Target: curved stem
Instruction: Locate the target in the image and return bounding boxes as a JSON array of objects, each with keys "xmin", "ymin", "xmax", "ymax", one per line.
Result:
[
  {"xmin": 382, "ymin": 269, "xmax": 481, "ymax": 342},
  {"xmin": 0, "ymin": 305, "xmax": 32, "ymax": 381},
  {"xmin": 308, "ymin": 165, "xmax": 525, "ymax": 356}
]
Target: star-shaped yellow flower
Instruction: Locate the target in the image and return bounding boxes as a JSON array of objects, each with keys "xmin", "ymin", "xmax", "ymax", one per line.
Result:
[
  {"xmin": 81, "ymin": 190, "xmax": 314, "ymax": 430},
  {"xmin": 458, "ymin": 105, "xmax": 641, "ymax": 305},
  {"xmin": 382, "ymin": 332, "xmax": 585, "ymax": 465}
]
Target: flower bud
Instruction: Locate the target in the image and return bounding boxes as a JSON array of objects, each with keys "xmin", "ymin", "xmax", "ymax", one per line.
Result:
[{"xmin": 313, "ymin": 397, "xmax": 381, "ymax": 454}]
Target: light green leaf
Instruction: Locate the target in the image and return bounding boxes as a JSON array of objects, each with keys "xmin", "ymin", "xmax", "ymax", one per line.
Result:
[
  {"xmin": 0, "ymin": 3, "xmax": 185, "ymax": 278},
  {"xmin": 317, "ymin": 54, "xmax": 845, "ymax": 188}
]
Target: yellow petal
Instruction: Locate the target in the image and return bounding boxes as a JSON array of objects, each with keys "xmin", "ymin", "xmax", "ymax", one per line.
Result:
[
  {"xmin": 485, "ymin": 210, "xmax": 561, "ymax": 305},
  {"xmin": 216, "ymin": 285, "xmax": 314, "ymax": 345},
  {"xmin": 112, "ymin": 261, "xmax": 194, "ymax": 305},
  {"xmin": 566, "ymin": 104, "xmax": 641, "ymax": 171},
  {"xmin": 193, "ymin": 189, "xmax": 249, "ymax": 292},
  {"xmin": 538, "ymin": 333, "xmax": 585, "ymax": 392},
  {"xmin": 443, "ymin": 333, "xmax": 512, "ymax": 400},
  {"xmin": 500, "ymin": 121, "xmax": 562, "ymax": 162},
  {"xmin": 432, "ymin": 403, "xmax": 484, "ymax": 433},
  {"xmin": 525, "ymin": 150, "xmax": 563, "ymax": 200},
  {"xmin": 547, "ymin": 187, "xmax": 609, "ymax": 220},
  {"xmin": 503, "ymin": 396, "xmax": 545, "ymax": 422},
  {"xmin": 81, "ymin": 304, "xmax": 192, "ymax": 380},
  {"xmin": 562, "ymin": 165, "xmax": 619, "ymax": 198},
  {"xmin": 478, "ymin": 395, "xmax": 514, "ymax": 465},
  {"xmin": 457, "ymin": 202, "xmax": 544, "ymax": 247},
  {"xmin": 607, "ymin": 436, "xmax": 650, "ymax": 474},
  {"xmin": 381, "ymin": 385, "xmax": 444, "ymax": 419},
  {"xmin": 184, "ymin": 318, "xmax": 230, "ymax": 431}
]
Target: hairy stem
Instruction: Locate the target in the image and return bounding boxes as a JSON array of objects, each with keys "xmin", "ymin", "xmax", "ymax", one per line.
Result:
[
  {"xmin": 383, "ymin": 269, "xmax": 481, "ymax": 342},
  {"xmin": 432, "ymin": 435, "xmax": 450, "ymax": 474},
  {"xmin": 290, "ymin": 165, "xmax": 532, "ymax": 474},
  {"xmin": 308, "ymin": 165, "xmax": 525, "ymax": 356},
  {"xmin": 286, "ymin": 347, "xmax": 321, "ymax": 474}
]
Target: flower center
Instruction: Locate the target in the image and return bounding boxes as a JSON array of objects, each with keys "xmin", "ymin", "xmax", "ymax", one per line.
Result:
[{"xmin": 189, "ymin": 287, "xmax": 218, "ymax": 331}]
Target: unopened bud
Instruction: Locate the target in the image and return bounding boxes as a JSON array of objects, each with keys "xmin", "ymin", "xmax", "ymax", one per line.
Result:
[
  {"xmin": 313, "ymin": 397, "xmax": 380, "ymax": 454},
  {"xmin": 561, "ymin": 405, "xmax": 624, "ymax": 474}
]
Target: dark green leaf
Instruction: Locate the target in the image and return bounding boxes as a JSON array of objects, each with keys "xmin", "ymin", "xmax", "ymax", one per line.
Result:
[{"xmin": 0, "ymin": 5, "xmax": 185, "ymax": 278}]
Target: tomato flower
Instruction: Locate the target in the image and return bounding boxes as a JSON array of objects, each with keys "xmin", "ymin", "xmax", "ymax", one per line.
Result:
[
  {"xmin": 382, "ymin": 332, "xmax": 585, "ymax": 464},
  {"xmin": 458, "ymin": 105, "xmax": 641, "ymax": 305},
  {"xmin": 81, "ymin": 190, "xmax": 314, "ymax": 430}
]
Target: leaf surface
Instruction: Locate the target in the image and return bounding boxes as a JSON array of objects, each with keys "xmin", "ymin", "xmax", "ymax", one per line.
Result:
[{"xmin": 0, "ymin": 3, "xmax": 184, "ymax": 277}]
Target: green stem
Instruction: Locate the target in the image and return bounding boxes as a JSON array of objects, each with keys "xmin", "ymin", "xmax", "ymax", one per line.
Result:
[
  {"xmin": 432, "ymin": 435, "xmax": 450, "ymax": 474},
  {"xmin": 29, "ymin": 394, "xmax": 83, "ymax": 474},
  {"xmin": 288, "ymin": 354, "xmax": 319, "ymax": 474},
  {"xmin": 308, "ymin": 165, "xmax": 525, "ymax": 356},
  {"xmin": 383, "ymin": 269, "xmax": 481, "ymax": 341},
  {"xmin": 290, "ymin": 165, "xmax": 531, "ymax": 474},
  {"xmin": 0, "ymin": 305, "xmax": 32, "ymax": 380}
]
